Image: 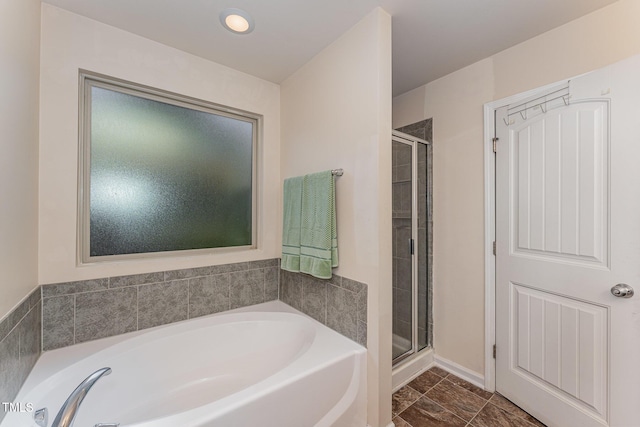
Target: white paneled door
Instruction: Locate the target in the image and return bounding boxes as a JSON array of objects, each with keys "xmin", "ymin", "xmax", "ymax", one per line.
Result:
[{"xmin": 495, "ymin": 55, "xmax": 640, "ymax": 427}]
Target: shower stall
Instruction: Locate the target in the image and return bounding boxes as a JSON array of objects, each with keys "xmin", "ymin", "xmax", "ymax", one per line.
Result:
[{"xmin": 392, "ymin": 124, "xmax": 432, "ymax": 370}]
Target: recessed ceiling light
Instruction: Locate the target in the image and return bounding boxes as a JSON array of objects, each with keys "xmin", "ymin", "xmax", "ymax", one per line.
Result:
[{"xmin": 220, "ymin": 8, "xmax": 254, "ymax": 34}]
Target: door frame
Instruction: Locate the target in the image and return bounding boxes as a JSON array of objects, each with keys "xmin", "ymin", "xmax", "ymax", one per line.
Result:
[{"xmin": 482, "ymin": 78, "xmax": 572, "ymax": 393}]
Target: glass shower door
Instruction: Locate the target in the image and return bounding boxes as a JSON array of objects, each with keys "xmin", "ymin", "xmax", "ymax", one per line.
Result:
[
  {"xmin": 392, "ymin": 140, "xmax": 414, "ymax": 360},
  {"xmin": 392, "ymin": 130, "xmax": 430, "ymax": 366}
]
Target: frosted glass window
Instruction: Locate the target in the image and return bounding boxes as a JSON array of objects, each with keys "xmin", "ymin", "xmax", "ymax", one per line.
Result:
[{"xmin": 79, "ymin": 72, "xmax": 258, "ymax": 261}]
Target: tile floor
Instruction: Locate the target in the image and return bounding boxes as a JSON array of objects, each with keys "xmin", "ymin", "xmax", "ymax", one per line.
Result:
[{"xmin": 392, "ymin": 367, "xmax": 546, "ymax": 427}]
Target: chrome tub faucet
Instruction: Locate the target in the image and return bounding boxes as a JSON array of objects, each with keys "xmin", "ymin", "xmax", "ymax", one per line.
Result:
[{"xmin": 50, "ymin": 367, "xmax": 112, "ymax": 427}]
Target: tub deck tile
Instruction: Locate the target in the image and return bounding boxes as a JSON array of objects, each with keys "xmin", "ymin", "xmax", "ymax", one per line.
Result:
[
  {"xmin": 75, "ymin": 287, "xmax": 137, "ymax": 343},
  {"xmin": 42, "ymin": 278, "xmax": 108, "ymax": 298},
  {"xmin": 189, "ymin": 274, "xmax": 230, "ymax": 318},
  {"xmin": 42, "ymin": 295, "xmax": 75, "ymax": 350},
  {"xmin": 302, "ymin": 278, "xmax": 327, "ymax": 323},
  {"xmin": 138, "ymin": 280, "xmax": 189, "ymax": 329},
  {"xmin": 230, "ymin": 269, "xmax": 265, "ymax": 309},
  {"xmin": 264, "ymin": 267, "xmax": 279, "ymax": 301},
  {"xmin": 326, "ymin": 284, "xmax": 357, "ymax": 342}
]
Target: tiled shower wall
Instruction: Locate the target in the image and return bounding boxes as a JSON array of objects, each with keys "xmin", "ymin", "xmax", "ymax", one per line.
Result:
[
  {"xmin": 395, "ymin": 119, "xmax": 433, "ymax": 350},
  {"xmin": 41, "ymin": 259, "xmax": 280, "ymax": 351},
  {"xmin": 0, "ymin": 287, "xmax": 41, "ymax": 424}
]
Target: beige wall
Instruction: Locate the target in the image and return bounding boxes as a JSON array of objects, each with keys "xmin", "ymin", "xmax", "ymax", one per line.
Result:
[
  {"xmin": 425, "ymin": 58, "xmax": 494, "ymax": 375},
  {"xmin": 38, "ymin": 5, "xmax": 281, "ymax": 284},
  {"xmin": 492, "ymin": 0, "xmax": 640, "ymax": 100},
  {"xmin": 393, "ymin": 0, "xmax": 640, "ymax": 377},
  {"xmin": 392, "ymin": 86, "xmax": 426, "ymax": 129},
  {"xmin": 0, "ymin": 0, "xmax": 41, "ymax": 319},
  {"xmin": 281, "ymin": 8, "xmax": 393, "ymax": 427}
]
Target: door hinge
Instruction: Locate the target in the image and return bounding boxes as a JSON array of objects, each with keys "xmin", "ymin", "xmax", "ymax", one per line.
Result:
[
  {"xmin": 492, "ymin": 137, "xmax": 498, "ymax": 153},
  {"xmin": 492, "ymin": 241, "xmax": 496, "ymax": 256},
  {"xmin": 493, "ymin": 344, "xmax": 496, "ymax": 359}
]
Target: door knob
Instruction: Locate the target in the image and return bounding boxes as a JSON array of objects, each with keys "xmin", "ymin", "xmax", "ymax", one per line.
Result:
[{"xmin": 611, "ymin": 283, "xmax": 634, "ymax": 298}]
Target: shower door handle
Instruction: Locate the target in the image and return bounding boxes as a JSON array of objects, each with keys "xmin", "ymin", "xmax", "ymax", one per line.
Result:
[{"xmin": 409, "ymin": 239, "xmax": 414, "ymax": 255}]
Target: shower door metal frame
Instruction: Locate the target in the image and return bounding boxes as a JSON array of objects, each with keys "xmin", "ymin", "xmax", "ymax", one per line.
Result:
[{"xmin": 392, "ymin": 130, "xmax": 430, "ymax": 366}]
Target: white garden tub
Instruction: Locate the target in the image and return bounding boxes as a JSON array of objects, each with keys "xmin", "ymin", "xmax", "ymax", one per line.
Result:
[{"xmin": 2, "ymin": 301, "xmax": 367, "ymax": 427}]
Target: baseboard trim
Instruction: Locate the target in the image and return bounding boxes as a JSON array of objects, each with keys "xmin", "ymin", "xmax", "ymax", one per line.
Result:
[
  {"xmin": 434, "ymin": 355, "xmax": 485, "ymax": 389},
  {"xmin": 392, "ymin": 348, "xmax": 435, "ymax": 392}
]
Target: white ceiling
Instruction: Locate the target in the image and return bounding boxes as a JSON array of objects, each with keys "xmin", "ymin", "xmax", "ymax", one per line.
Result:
[{"xmin": 42, "ymin": 0, "xmax": 618, "ymax": 96}]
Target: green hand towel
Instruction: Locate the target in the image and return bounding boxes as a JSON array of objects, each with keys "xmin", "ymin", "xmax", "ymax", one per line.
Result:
[
  {"xmin": 299, "ymin": 170, "xmax": 338, "ymax": 279},
  {"xmin": 281, "ymin": 176, "xmax": 303, "ymax": 272}
]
